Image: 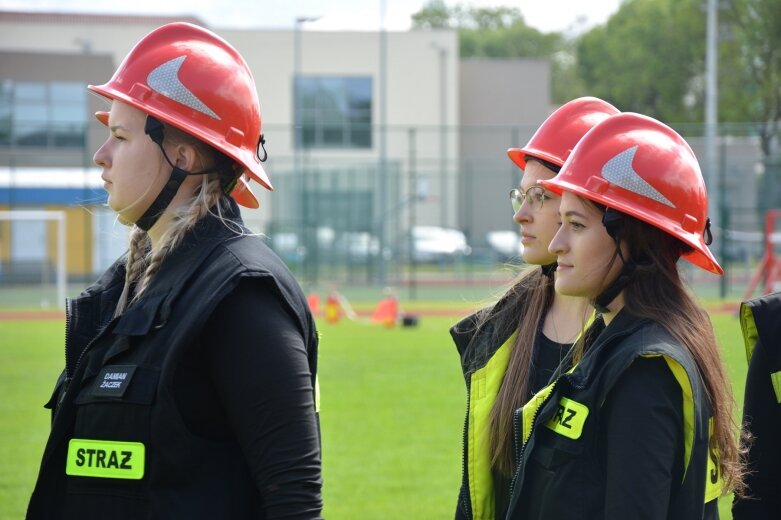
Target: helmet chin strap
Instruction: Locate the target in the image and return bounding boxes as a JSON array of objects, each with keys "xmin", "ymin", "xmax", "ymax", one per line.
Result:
[
  {"xmin": 135, "ymin": 116, "xmax": 235, "ymax": 231},
  {"xmin": 592, "ymin": 208, "xmax": 635, "ymax": 314},
  {"xmin": 592, "ymin": 261, "xmax": 635, "ymax": 313}
]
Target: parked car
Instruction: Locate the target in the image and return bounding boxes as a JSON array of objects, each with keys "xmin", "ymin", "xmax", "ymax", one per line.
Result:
[
  {"xmin": 408, "ymin": 226, "xmax": 471, "ymax": 263},
  {"xmin": 268, "ymin": 232, "xmax": 305, "ymax": 264},
  {"xmin": 485, "ymin": 230, "xmax": 523, "ymax": 262},
  {"xmin": 335, "ymin": 231, "xmax": 380, "ymax": 263}
]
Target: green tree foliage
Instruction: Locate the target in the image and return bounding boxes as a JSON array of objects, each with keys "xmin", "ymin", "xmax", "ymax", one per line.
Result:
[
  {"xmin": 459, "ymin": 13, "xmax": 561, "ymax": 59},
  {"xmin": 725, "ymin": 0, "xmax": 781, "ymax": 156},
  {"xmin": 411, "ymin": 1, "xmax": 576, "ymax": 101},
  {"xmin": 412, "ymin": 0, "xmax": 780, "ymax": 153},
  {"xmin": 412, "ymin": 1, "xmax": 562, "ymax": 58},
  {"xmin": 410, "ymin": 0, "xmax": 454, "ymax": 29},
  {"xmin": 576, "ymin": 0, "xmax": 706, "ymax": 122},
  {"xmin": 576, "ymin": 0, "xmax": 779, "ymax": 154}
]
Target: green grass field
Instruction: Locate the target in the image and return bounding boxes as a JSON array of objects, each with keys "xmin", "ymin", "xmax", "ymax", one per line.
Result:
[{"xmin": 0, "ymin": 306, "xmax": 748, "ymax": 519}]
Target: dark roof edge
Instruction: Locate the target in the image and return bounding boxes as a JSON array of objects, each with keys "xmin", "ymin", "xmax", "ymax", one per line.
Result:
[{"xmin": 0, "ymin": 10, "xmax": 206, "ymax": 27}]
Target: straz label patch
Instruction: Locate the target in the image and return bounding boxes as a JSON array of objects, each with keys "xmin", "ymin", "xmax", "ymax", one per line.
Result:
[
  {"xmin": 544, "ymin": 397, "xmax": 589, "ymax": 440},
  {"xmin": 66, "ymin": 439, "xmax": 145, "ymax": 480},
  {"xmin": 92, "ymin": 365, "xmax": 137, "ymax": 397}
]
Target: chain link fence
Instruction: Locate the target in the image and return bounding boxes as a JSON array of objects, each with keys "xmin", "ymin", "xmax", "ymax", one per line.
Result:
[{"xmin": 1, "ymin": 122, "xmax": 779, "ymax": 307}]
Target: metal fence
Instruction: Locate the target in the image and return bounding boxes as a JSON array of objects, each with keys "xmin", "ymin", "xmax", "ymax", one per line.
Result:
[
  {"xmin": 1, "ymin": 121, "xmax": 779, "ymax": 307},
  {"xmin": 260, "ymin": 122, "xmax": 779, "ymax": 299}
]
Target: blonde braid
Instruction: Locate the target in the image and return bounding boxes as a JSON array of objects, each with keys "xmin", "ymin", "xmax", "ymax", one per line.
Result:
[
  {"xmin": 133, "ymin": 177, "xmax": 225, "ymax": 300},
  {"xmin": 114, "ymin": 227, "xmax": 151, "ymax": 317},
  {"xmin": 115, "ymin": 120, "xmax": 240, "ymax": 311}
]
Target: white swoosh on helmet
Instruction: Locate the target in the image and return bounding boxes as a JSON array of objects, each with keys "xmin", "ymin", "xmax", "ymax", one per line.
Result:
[
  {"xmin": 147, "ymin": 56, "xmax": 221, "ymax": 120},
  {"xmin": 601, "ymin": 146, "xmax": 675, "ymax": 208}
]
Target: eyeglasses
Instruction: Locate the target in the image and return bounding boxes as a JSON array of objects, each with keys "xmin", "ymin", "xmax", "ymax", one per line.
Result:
[{"xmin": 510, "ymin": 186, "xmax": 547, "ymax": 213}]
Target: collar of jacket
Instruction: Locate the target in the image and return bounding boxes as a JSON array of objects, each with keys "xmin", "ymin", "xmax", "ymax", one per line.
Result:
[
  {"xmin": 112, "ymin": 199, "xmax": 246, "ymax": 337},
  {"xmin": 71, "ymin": 199, "xmax": 240, "ymax": 341},
  {"xmin": 566, "ymin": 308, "xmax": 664, "ymax": 391},
  {"xmin": 740, "ymin": 291, "xmax": 781, "ymax": 363},
  {"xmin": 450, "ymin": 290, "xmax": 522, "ymax": 377}
]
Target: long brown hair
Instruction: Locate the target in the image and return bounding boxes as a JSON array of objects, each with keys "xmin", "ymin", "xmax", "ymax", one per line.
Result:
[
  {"xmin": 485, "ymin": 156, "xmax": 566, "ymax": 478},
  {"xmin": 609, "ymin": 214, "xmax": 747, "ymax": 495},
  {"xmin": 476, "ymin": 266, "xmax": 553, "ymax": 478}
]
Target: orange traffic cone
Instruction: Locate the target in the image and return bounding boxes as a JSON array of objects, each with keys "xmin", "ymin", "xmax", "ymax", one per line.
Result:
[
  {"xmin": 324, "ymin": 292, "xmax": 343, "ymax": 324},
  {"xmin": 307, "ymin": 293, "xmax": 320, "ymax": 315},
  {"xmin": 371, "ymin": 295, "xmax": 399, "ymax": 328}
]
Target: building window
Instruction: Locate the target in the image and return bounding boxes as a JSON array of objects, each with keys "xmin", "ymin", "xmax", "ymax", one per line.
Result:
[
  {"xmin": 0, "ymin": 80, "xmax": 87, "ymax": 148},
  {"xmin": 295, "ymin": 76, "xmax": 372, "ymax": 149},
  {"xmin": 0, "ymin": 81, "xmax": 13, "ymax": 146}
]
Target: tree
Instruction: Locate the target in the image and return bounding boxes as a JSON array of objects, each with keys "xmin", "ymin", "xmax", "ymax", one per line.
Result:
[
  {"xmin": 412, "ymin": 1, "xmax": 562, "ymax": 58},
  {"xmin": 726, "ymin": 0, "xmax": 781, "ymax": 157},
  {"xmin": 576, "ymin": 0, "xmax": 706, "ymax": 122},
  {"xmin": 410, "ymin": 0, "xmax": 454, "ymax": 29},
  {"xmin": 411, "ymin": 1, "xmax": 573, "ymax": 100}
]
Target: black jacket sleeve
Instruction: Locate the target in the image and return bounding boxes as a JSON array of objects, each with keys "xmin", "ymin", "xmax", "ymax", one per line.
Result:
[
  {"xmin": 204, "ymin": 279, "xmax": 323, "ymax": 519},
  {"xmin": 601, "ymin": 356, "xmax": 684, "ymax": 520},
  {"xmin": 733, "ymin": 335, "xmax": 781, "ymax": 519}
]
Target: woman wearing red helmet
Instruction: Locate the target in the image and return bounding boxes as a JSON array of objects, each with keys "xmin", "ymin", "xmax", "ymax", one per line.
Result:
[
  {"xmin": 27, "ymin": 23, "xmax": 322, "ymax": 519},
  {"xmin": 451, "ymin": 97, "xmax": 619, "ymax": 519},
  {"xmin": 503, "ymin": 112, "xmax": 745, "ymax": 519}
]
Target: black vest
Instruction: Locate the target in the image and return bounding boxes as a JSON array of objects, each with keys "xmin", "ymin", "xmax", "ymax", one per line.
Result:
[
  {"xmin": 505, "ymin": 310, "xmax": 715, "ymax": 520},
  {"xmin": 27, "ymin": 207, "xmax": 318, "ymax": 519},
  {"xmin": 741, "ymin": 291, "xmax": 781, "ymax": 367}
]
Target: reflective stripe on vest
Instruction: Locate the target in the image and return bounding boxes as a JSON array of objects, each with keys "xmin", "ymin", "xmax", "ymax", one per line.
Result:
[
  {"xmin": 466, "ymin": 311, "xmax": 598, "ymax": 518},
  {"xmin": 739, "ymin": 302, "xmax": 781, "ymax": 403},
  {"xmin": 739, "ymin": 302, "xmax": 759, "ymax": 363},
  {"xmin": 653, "ymin": 354, "xmax": 695, "ymax": 477},
  {"xmin": 771, "ymin": 372, "xmax": 781, "ymax": 404},
  {"xmin": 467, "ymin": 332, "xmax": 514, "ymax": 520},
  {"xmin": 705, "ymin": 418, "xmax": 722, "ymax": 503},
  {"xmin": 522, "ymin": 382, "xmax": 556, "ymax": 445},
  {"xmin": 519, "ymin": 353, "xmax": 717, "ymax": 504},
  {"xmin": 645, "ymin": 354, "xmax": 724, "ymax": 502},
  {"xmin": 644, "ymin": 354, "xmax": 724, "ymax": 504},
  {"xmin": 315, "ymin": 374, "xmax": 321, "ymax": 413},
  {"xmin": 66, "ymin": 438, "xmax": 145, "ymax": 480}
]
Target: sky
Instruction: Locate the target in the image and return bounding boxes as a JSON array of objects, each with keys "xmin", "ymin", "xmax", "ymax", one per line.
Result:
[{"xmin": 0, "ymin": 0, "xmax": 623, "ymax": 35}]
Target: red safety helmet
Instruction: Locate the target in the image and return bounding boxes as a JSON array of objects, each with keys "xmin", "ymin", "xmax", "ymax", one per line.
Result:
[
  {"xmin": 89, "ymin": 22, "xmax": 270, "ymax": 209},
  {"xmin": 539, "ymin": 112, "xmax": 722, "ymax": 275},
  {"xmin": 507, "ymin": 96, "xmax": 620, "ymax": 170}
]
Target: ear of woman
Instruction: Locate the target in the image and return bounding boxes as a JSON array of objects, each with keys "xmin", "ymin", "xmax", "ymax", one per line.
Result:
[{"xmin": 171, "ymin": 142, "xmax": 199, "ymax": 172}]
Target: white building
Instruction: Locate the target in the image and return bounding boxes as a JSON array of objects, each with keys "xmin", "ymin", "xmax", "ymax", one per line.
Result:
[{"xmin": 0, "ymin": 10, "xmax": 550, "ymax": 280}]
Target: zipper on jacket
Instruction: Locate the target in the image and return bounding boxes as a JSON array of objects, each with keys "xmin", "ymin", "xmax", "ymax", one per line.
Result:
[
  {"xmin": 460, "ymin": 375, "xmax": 473, "ymax": 519},
  {"xmin": 58, "ymin": 297, "xmax": 115, "ymax": 412},
  {"xmin": 507, "ymin": 378, "xmax": 560, "ymax": 502},
  {"xmin": 505, "ymin": 326, "xmax": 626, "ymax": 511},
  {"xmin": 57, "ymin": 297, "xmax": 75, "ymax": 410}
]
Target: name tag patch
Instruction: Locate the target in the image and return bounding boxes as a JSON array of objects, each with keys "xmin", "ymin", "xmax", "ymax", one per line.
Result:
[
  {"xmin": 92, "ymin": 365, "xmax": 136, "ymax": 397},
  {"xmin": 545, "ymin": 397, "xmax": 589, "ymax": 440},
  {"xmin": 66, "ymin": 438, "xmax": 145, "ymax": 480}
]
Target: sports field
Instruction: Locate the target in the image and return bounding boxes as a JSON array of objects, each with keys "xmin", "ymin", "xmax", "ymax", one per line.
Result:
[{"xmin": 0, "ymin": 302, "xmax": 746, "ymax": 519}]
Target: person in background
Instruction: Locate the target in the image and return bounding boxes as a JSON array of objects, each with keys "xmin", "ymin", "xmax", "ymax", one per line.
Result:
[
  {"xmin": 451, "ymin": 97, "xmax": 619, "ymax": 519},
  {"xmin": 732, "ymin": 292, "xmax": 781, "ymax": 519},
  {"xmin": 27, "ymin": 22, "xmax": 322, "ymax": 519},
  {"xmin": 505, "ymin": 112, "xmax": 745, "ymax": 519}
]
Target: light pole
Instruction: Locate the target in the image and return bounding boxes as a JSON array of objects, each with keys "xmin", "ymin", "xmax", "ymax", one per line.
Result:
[
  {"xmin": 378, "ymin": 0, "xmax": 388, "ymax": 285},
  {"xmin": 704, "ymin": 0, "xmax": 722, "ymax": 294},
  {"xmin": 431, "ymin": 43, "xmax": 448, "ymax": 228},
  {"xmin": 705, "ymin": 0, "xmax": 718, "ymax": 222},
  {"xmin": 294, "ymin": 16, "xmax": 319, "ymax": 284}
]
